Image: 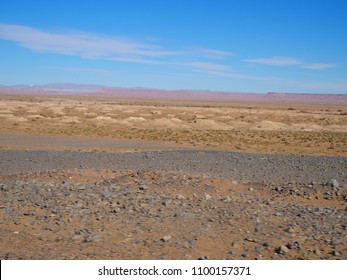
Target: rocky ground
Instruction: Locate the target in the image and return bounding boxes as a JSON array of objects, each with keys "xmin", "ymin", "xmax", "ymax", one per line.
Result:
[{"xmin": 0, "ymin": 150, "xmax": 346, "ymax": 260}]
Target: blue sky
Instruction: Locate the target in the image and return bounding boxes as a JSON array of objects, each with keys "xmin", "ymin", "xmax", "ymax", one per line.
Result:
[{"xmin": 0, "ymin": 0, "xmax": 346, "ymax": 93}]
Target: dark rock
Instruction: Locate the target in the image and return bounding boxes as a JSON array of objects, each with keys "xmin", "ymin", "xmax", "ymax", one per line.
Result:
[{"xmin": 139, "ymin": 185, "xmax": 148, "ymax": 191}]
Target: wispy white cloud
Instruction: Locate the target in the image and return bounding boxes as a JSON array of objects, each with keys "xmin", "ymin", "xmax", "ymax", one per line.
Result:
[
  {"xmin": 244, "ymin": 56, "xmax": 338, "ymax": 70},
  {"xmin": 0, "ymin": 23, "xmax": 234, "ymax": 75},
  {"xmin": 0, "ymin": 23, "xmax": 177, "ymax": 59},
  {"xmin": 190, "ymin": 47, "xmax": 234, "ymax": 59},
  {"xmin": 300, "ymin": 63, "xmax": 338, "ymax": 70},
  {"xmin": 47, "ymin": 66, "xmax": 119, "ymax": 76},
  {"xmin": 244, "ymin": 56, "xmax": 302, "ymax": 66},
  {"xmin": 173, "ymin": 61, "xmax": 229, "ymax": 71}
]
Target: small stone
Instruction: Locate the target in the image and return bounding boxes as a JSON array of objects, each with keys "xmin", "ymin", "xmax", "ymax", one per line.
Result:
[
  {"xmin": 102, "ymin": 190, "xmax": 113, "ymax": 199},
  {"xmin": 188, "ymin": 239, "xmax": 197, "ymax": 245},
  {"xmin": 84, "ymin": 234, "xmax": 102, "ymax": 243},
  {"xmin": 314, "ymin": 248, "xmax": 321, "ymax": 256},
  {"xmin": 232, "ymin": 180, "xmax": 238, "ymax": 185},
  {"xmin": 255, "ymin": 224, "xmax": 263, "ymax": 232},
  {"xmin": 286, "ymin": 227, "xmax": 295, "ymax": 233},
  {"xmin": 277, "ymin": 245, "xmax": 289, "ymax": 254},
  {"xmin": 176, "ymin": 194, "xmax": 185, "ymax": 200},
  {"xmin": 162, "ymin": 200, "xmax": 170, "ymax": 207},
  {"xmin": 263, "ymin": 242, "xmax": 270, "ymax": 247},
  {"xmin": 245, "ymin": 237, "xmax": 256, "ymax": 242},
  {"xmin": 173, "ymin": 212, "xmax": 184, "ymax": 219},
  {"xmin": 333, "ymin": 250, "xmax": 341, "ymax": 256},
  {"xmin": 23, "ymin": 211, "xmax": 30, "ymax": 216},
  {"xmin": 252, "ymin": 216, "xmax": 261, "ymax": 222},
  {"xmin": 198, "ymin": 256, "xmax": 209, "ymax": 260},
  {"xmin": 255, "ymin": 246, "xmax": 264, "ymax": 253},
  {"xmin": 161, "ymin": 235, "xmax": 172, "ymax": 242},
  {"xmin": 72, "ymin": 234, "xmax": 83, "ymax": 240},
  {"xmin": 232, "ymin": 242, "xmax": 239, "ymax": 248},
  {"xmin": 330, "ymin": 179, "xmax": 339, "ymax": 189},
  {"xmin": 332, "ymin": 239, "xmax": 344, "ymax": 245},
  {"xmin": 139, "ymin": 185, "xmax": 148, "ymax": 191},
  {"xmin": 205, "ymin": 194, "xmax": 212, "ymax": 201}
]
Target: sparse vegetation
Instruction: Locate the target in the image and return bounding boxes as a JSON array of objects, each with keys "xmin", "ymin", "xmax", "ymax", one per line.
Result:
[{"xmin": 0, "ymin": 94, "xmax": 346, "ymax": 156}]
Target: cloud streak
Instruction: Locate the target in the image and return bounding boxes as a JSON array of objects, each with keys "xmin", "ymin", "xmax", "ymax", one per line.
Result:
[
  {"xmin": 190, "ymin": 47, "xmax": 234, "ymax": 60},
  {"xmin": 0, "ymin": 23, "xmax": 234, "ymax": 74},
  {"xmin": 245, "ymin": 56, "xmax": 301, "ymax": 66},
  {"xmin": 0, "ymin": 24, "xmax": 233, "ymax": 64},
  {"xmin": 0, "ymin": 24, "xmax": 177, "ymax": 59},
  {"xmin": 300, "ymin": 63, "xmax": 338, "ymax": 70},
  {"xmin": 244, "ymin": 56, "xmax": 337, "ymax": 70}
]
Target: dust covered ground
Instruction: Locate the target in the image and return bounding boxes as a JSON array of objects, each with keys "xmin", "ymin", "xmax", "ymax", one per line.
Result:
[
  {"xmin": 0, "ymin": 94, "xmax": 346, "ymax": 155},
  {"xmin": 0, "ymin": 94, "xmax": 346, "ymax": 260}
]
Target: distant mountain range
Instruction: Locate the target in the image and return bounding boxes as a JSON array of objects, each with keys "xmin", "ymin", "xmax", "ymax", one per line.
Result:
[{"xmin": 0, "ymin": 83, "xmax": 346, "ymax": 103}]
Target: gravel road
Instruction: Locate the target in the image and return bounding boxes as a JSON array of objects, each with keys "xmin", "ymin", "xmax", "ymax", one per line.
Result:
[
  {"xmin": 0, "ymin": 150, "xmax": 346, "ymax": 186},
  {"xmin": 1, "ymin": 149, "xmax": 346, "ymax": 260}
]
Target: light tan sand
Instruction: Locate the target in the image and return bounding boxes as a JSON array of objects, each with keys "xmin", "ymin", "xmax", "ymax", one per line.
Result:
[{"xmin": 0, "ymin": 94, "xmax": 346, "ymax": 155}]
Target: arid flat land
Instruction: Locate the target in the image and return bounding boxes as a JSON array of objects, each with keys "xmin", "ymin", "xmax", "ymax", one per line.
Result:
[
  {"xmin": 0, "ymin": 94, "xmax": 346, "ymax": 155},
  {"xmin": 0, "ymin": 93, "xmax": 346, "ymax": 260}
]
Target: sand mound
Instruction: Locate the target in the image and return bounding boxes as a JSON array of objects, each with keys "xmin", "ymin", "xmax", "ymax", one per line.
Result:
[
  {"xmin": 0, "ymin": 109, "xmax": 13, "ymax": 114},
  {"xmin": 325, "ymin": 125, "xmax": 347, "ymax": 132},
  {"xmin": 194, "ymin": 119, "xmax": 229, "ymax": 130},
  {"xmin": 194, "ymin": 114, "xmax": 207, "ymax": 119},
  {"xmin": 216, "ymin": 116, "xmax": 233, "ymax": 122},
  {"xmin": 8, "ymin": 116, "xmax": 27, "ymax": 122},
  {"xmin": 26, "ymin": 109, "xmax": 40, "ymax": 114},
  {"xmin": 27, "ymin": 114, "xmax": 45, "ymax": 119},
  {"xmin": 151, "ymin": 118, "xmax": 183, "ymax": 128},
  {"xmin": 84, "ymin": 112, "xmax": 98, "ymax": 118},
  {"xmin": 126, "ymin": 117, "xmax": 146, "ymax": 122},
  {"xmin": 60, "ymin": 116, "xmax": 80, "ymax": 124},
  {"xmin": 254, "ymin": 121, "xmax": 288, "ymax": 131},
  {"xmin": 0, "ymin": 113, "xmax": 13, "ymax": 118},
  {"xmin": 48, "ymin": 107, "xmax": 65, "ymax": 117},
  {"xmin": 150, "ymin": 110, "xmax": 162, "ymax": 115},
  {"xmin": 74, "ymin": 107, "xmax": 88, "ymax": 112},
  {"xmin": 290, "ymin": 123, "xmax": 323, "ymax": 132},
  {"xmin": 91, "ymin": 116, "xmax": 117, "ymax": 123},
  {"xmin": 123, "ymin": 109, "xmax": 138, "ymax": 114}
]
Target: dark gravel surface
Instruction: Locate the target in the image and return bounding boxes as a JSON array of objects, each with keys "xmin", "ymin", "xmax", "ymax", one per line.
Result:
[
  {"xmin": 0, "ymin": 150, "xmax": 346, "ymax": 186},
  {"xmin": 1, "ymin": 149, "xmax": 346, "ymax": 260}
]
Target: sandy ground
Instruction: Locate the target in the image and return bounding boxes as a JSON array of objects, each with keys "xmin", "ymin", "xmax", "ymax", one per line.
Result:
[
  {"xmin": 0, "ymin": 94, "xmax": 346, "ymax": 155},
  {"xmin": 0, "ymin": 94, "xmax": 346, "ymax": 260}
]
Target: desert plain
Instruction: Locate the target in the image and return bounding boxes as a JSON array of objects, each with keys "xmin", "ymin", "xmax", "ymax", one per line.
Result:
[{"xmin": 0, "ymin": 89, "xmax": 346, "ymax": 259}]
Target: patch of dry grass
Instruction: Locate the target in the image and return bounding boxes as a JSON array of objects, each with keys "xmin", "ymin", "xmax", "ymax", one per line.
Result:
[{"xmin": 0, "ymin": 94, "xmax": 346, "ymax": 156}]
